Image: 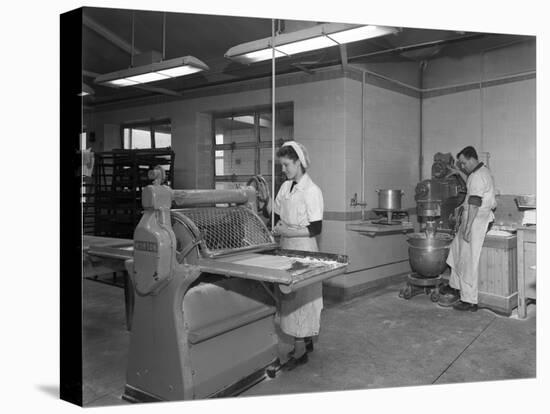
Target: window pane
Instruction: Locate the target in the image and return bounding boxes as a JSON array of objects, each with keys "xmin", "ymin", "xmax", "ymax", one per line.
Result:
[
  {"xmin": 215, "ymin": 148, "xmax": 255, "ymax": 177},
  {"xmin": 215, "ymin": 158, "xmax": 224, "ymax": 176},
  {"xmin": 259, "ymin": 105, "xmax": 294, "ymax": 142},
  {"xmin": 215, "ymin": 181, "xmax": 247, "ymax": 190},
  {"xmin": 155, "ymin": 132, "xmax": 171, "ymax": 148},
  {"xmin": 153, "ymin": 123, "xmax": 171, "ymax": 148},
  {"xmin": 123, "ymin": 128, "xmax": 130, "ymax": 149},
  {"xmin": 215, "ymin": 116, "xmax": 255, "ymax": 144},
  {"xmin": 259, "ymin": 148, "xmax": 274, "ymax": 176},
  {"xmin": 259, "ymin": 150, "xmax": 284, "ymax": 196},
  {"xmin": 131, "ymin": 128, "xmax": 151, "ymax": 149}
]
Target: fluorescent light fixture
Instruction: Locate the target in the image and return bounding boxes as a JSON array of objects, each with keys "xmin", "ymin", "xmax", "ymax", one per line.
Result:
[
  {"xmin": 233, "ymin": 48, "xmax": 286, "ymax": 64},
  {"xmin": 95, "ymin": 55, "xmax": 209, "ymax": 88},
  {"xmin": 127, "ymin": 72, "xmax": 171, "ymax": 83},
  {"xmin": 157, "ymin": 65, "xmax": 204, "ymax": 77},
  {"xmin": 276, "ymin": 36, "xmax": 336, "ymax": 55},
  {"xmin": 327, "ymin": 25, "xmax": 395, "ymax": 44},
  {"xmin": 225, "ymin": 23, "xmax": 398, "ymax": 64}
]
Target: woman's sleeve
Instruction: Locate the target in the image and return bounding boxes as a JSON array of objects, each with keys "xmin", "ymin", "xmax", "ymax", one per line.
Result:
[{"xmin": 306, "ymin": 187, "xmax": 324, "ymax": 222}]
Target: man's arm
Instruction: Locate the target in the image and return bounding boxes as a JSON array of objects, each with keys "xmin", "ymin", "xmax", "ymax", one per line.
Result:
[
  {"xmin": 447, "ymin": 165, "xmax": 468, "ymax": 183},
  {"xmin": 463, "ymin": 203, "xmax": 479, "ymax": 243}
]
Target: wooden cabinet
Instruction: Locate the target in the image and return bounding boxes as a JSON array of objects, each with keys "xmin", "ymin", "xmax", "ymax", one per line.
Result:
[
  {"xmin": 478, "ymin": 234, "xmax": 517, "ymax": 315},
  {"xmin": 517, "ymin": 226, "xmax": 536, "ymax": 318}
]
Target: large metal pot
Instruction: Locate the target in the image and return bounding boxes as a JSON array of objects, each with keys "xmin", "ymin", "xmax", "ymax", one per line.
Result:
[
  {"xmin": 407, "ymin": 232, "xmax": 453, "ymax": 278},
  {"xmin": 376, "ymin": 189, "xmax": 404, "ymax": 210}
]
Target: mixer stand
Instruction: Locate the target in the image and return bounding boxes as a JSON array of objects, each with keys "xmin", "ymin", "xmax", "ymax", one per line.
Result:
[{"xmin": 399, "ymin": 274, "xmax": 443, "ymax": 302}]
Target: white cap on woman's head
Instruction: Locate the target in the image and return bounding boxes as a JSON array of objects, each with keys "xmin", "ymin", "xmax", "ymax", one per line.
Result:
[{"xmin": 282, "ymin": 141, "xmax": 310, "ymax": 169}]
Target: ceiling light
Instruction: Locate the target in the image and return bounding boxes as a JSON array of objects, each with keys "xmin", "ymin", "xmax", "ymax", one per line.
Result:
[
  {"xmin": 276, "ymin": 36, "xmax": 337, "ymax": 55},
  {"xmin": 95, "ymin": 55, "xmax": 209, "ymax": 88},
  {"xmin": 327, "ymin": 25, "xmax": 396, "ymax": 44},
  {"xmin": 126, "ymin": 72, "xmax": 170, "ymax": 83},
  {"xmin": 225, "ymin": 23, "xmax": 398, "ymax": 64},
  {"xmin": 233, "ymin": 48, "xmax": 287, "ymax": 64}
]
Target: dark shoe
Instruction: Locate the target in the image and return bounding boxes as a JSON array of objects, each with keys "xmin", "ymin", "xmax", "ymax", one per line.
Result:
[
  {"xmin": 284, "ymin": 353, "xmax": 308, "ymax": 371},
  {"xmin": 305, "ymin": 337, "xmax": 314, "ymax": 353},
  {"xmin": 438, "ymin": 292, "xmax": 460, "ymax": 307},
  {"xmin": 452, "ymin": 300, "xmax": 478, "ymax": 312}
]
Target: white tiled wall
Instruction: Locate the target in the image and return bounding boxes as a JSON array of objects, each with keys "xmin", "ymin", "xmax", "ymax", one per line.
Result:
[{"xmin": 422, "ymin": 79, "xmax": 535, "ymax": 195}]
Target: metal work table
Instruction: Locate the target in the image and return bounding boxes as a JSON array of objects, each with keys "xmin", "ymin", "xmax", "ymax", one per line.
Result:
[{"xmin": 83, "ymin": 235, "xmax": 134, "ymax": 329}]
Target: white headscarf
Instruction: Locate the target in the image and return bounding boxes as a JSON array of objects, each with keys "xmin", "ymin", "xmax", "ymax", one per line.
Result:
[{"xmin": 282, "ymin": 141, "xmax": 310, "ymax": 169}]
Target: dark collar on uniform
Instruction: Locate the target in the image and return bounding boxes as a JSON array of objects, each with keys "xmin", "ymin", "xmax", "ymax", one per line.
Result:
[
  {"xmin": 470, "ymin": 162, "xmax": 484, "ymax": 174},
  {"xmin": 289, "ymin": 173, "xmax": 310, "ymax": 192}
]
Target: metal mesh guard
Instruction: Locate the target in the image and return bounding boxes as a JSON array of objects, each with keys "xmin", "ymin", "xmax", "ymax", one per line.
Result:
[{"xmin": 180, "ymin": 206, "xmax": 274, "ymax": 255}]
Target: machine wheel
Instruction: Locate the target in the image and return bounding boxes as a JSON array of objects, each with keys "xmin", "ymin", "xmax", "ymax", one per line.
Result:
[
  {"xmin": 430, "ymin": 291, "xmax": 440, "ymax": 302},
  {"xmin": 400, "ymin": 284, "xmax": 413, "ymax": 300},
  {"xmin": 266, "ymin": 361, "xmax": 280, "ymax": 378}
]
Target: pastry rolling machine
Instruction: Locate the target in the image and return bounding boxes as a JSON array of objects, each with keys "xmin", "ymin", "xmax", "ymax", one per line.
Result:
[{"xmin": 94, "ymin": 177, "xmax": 348, "ymax": 402}]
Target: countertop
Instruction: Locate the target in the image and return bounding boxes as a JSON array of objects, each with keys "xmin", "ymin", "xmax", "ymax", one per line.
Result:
[{"xmin": 347, "ymin": 220, "xmax": 414, "ymax": 237}]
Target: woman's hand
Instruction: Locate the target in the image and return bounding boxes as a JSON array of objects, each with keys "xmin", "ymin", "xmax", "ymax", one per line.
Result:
[{"xmin": 272, "ymin": 221, "xmax": 289, "ymax": 237}]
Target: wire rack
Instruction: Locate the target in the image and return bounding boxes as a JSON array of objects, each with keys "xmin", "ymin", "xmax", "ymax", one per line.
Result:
[{"xmin": 176, "ymin": 206, "xmax": 275, "ymax": 256}]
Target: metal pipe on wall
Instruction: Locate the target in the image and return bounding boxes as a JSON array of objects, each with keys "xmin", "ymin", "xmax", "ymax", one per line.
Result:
[
  {"xmin": 361, "ymin": 70, "xmax": 366, "ymax": 220},
  {"xmin": 271, "ymin": 19, "xmax": 276, "ymax": 230},
  {"xmin": 419, "ymin": 61, "xmax": 427, "ymax": 181}
]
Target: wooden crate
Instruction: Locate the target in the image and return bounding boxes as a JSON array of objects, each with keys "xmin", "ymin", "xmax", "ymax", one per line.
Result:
[{"xmin": 478, "ymin": 234, "xmax": 517, "ymax": 315}]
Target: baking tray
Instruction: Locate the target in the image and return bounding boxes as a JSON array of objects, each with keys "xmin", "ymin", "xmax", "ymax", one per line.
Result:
[{"xmin": 198, "ymin": 248, "xmax": 348, "ymax": 293}]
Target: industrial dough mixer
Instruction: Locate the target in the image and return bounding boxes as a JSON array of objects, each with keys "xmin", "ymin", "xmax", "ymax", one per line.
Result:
[
  {"xmin": 399, "ymin": 153, "xmax": 466, "ymax": 300},
  {"xmin": 102, "ymin": 169, "xmax": 348, "ymax": 402}
]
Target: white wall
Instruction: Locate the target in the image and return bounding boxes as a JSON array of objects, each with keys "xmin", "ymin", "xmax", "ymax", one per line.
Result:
[
  {"xmin": 422, "ymin": 41, "xmax": 536, "ymax": 195},
  {"xmin": 90, "ymin": 71, "xmax": 347, "ymax": 208},
  {"xmin": 423, "ymin": 40, "xmax": 535, "ymax": 88}
]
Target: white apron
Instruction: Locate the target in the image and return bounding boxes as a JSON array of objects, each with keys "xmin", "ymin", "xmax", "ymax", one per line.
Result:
[
  {"xmin": 446, "ymin": 165, "xmax": 496, "ymax": 304},
  {"xmin": 275, "ymin": 176, "xmax": 324, "ymax": 338}
]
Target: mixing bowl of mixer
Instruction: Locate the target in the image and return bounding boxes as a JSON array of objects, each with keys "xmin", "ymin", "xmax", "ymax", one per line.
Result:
[{"xmin": 407, "ymin": 232, "xmax": 453, "ymax": 278}]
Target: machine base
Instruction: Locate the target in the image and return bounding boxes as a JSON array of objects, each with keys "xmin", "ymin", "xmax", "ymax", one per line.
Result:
[
  {"xmin": 399, "ymin": 274, "xmax": 444, "ymax": 302},
  {"xmin": 122, "ymin": 362, "xmax": 280, "ymax": 403},
  {"xmin": 122, "ymin": 385, "xmax": 163, "ymax": 404}
]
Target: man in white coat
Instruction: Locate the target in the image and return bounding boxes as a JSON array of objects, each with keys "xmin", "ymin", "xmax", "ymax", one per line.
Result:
[{"xmin": 445, "ymin": 146, "xmax": 497, "ymax": 311}]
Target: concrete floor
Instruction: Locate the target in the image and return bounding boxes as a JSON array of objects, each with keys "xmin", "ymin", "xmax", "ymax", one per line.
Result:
[{"xmin": 83, "ymin": 278, "xmax": 536, "ymax": 407}]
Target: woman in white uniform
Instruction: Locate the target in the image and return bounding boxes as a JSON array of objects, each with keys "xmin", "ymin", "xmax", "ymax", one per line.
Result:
[{"xmin": 264, "ymin": 141, "xmax": 324, "ymax": 370}]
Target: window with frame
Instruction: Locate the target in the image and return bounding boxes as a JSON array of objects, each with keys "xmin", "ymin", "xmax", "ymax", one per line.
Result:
[
  {"xmin": 213, "ymin": 103, "xmax": 294, "ymax": 193},
  {"xmin": 121, "ymin": 119, "xmax": 172, "ymax": 149}
]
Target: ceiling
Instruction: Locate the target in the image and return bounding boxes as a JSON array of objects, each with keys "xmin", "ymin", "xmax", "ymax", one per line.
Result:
[{"xmin": 82, "ymin": 7, "xmax": 532, "ymax": 107}]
